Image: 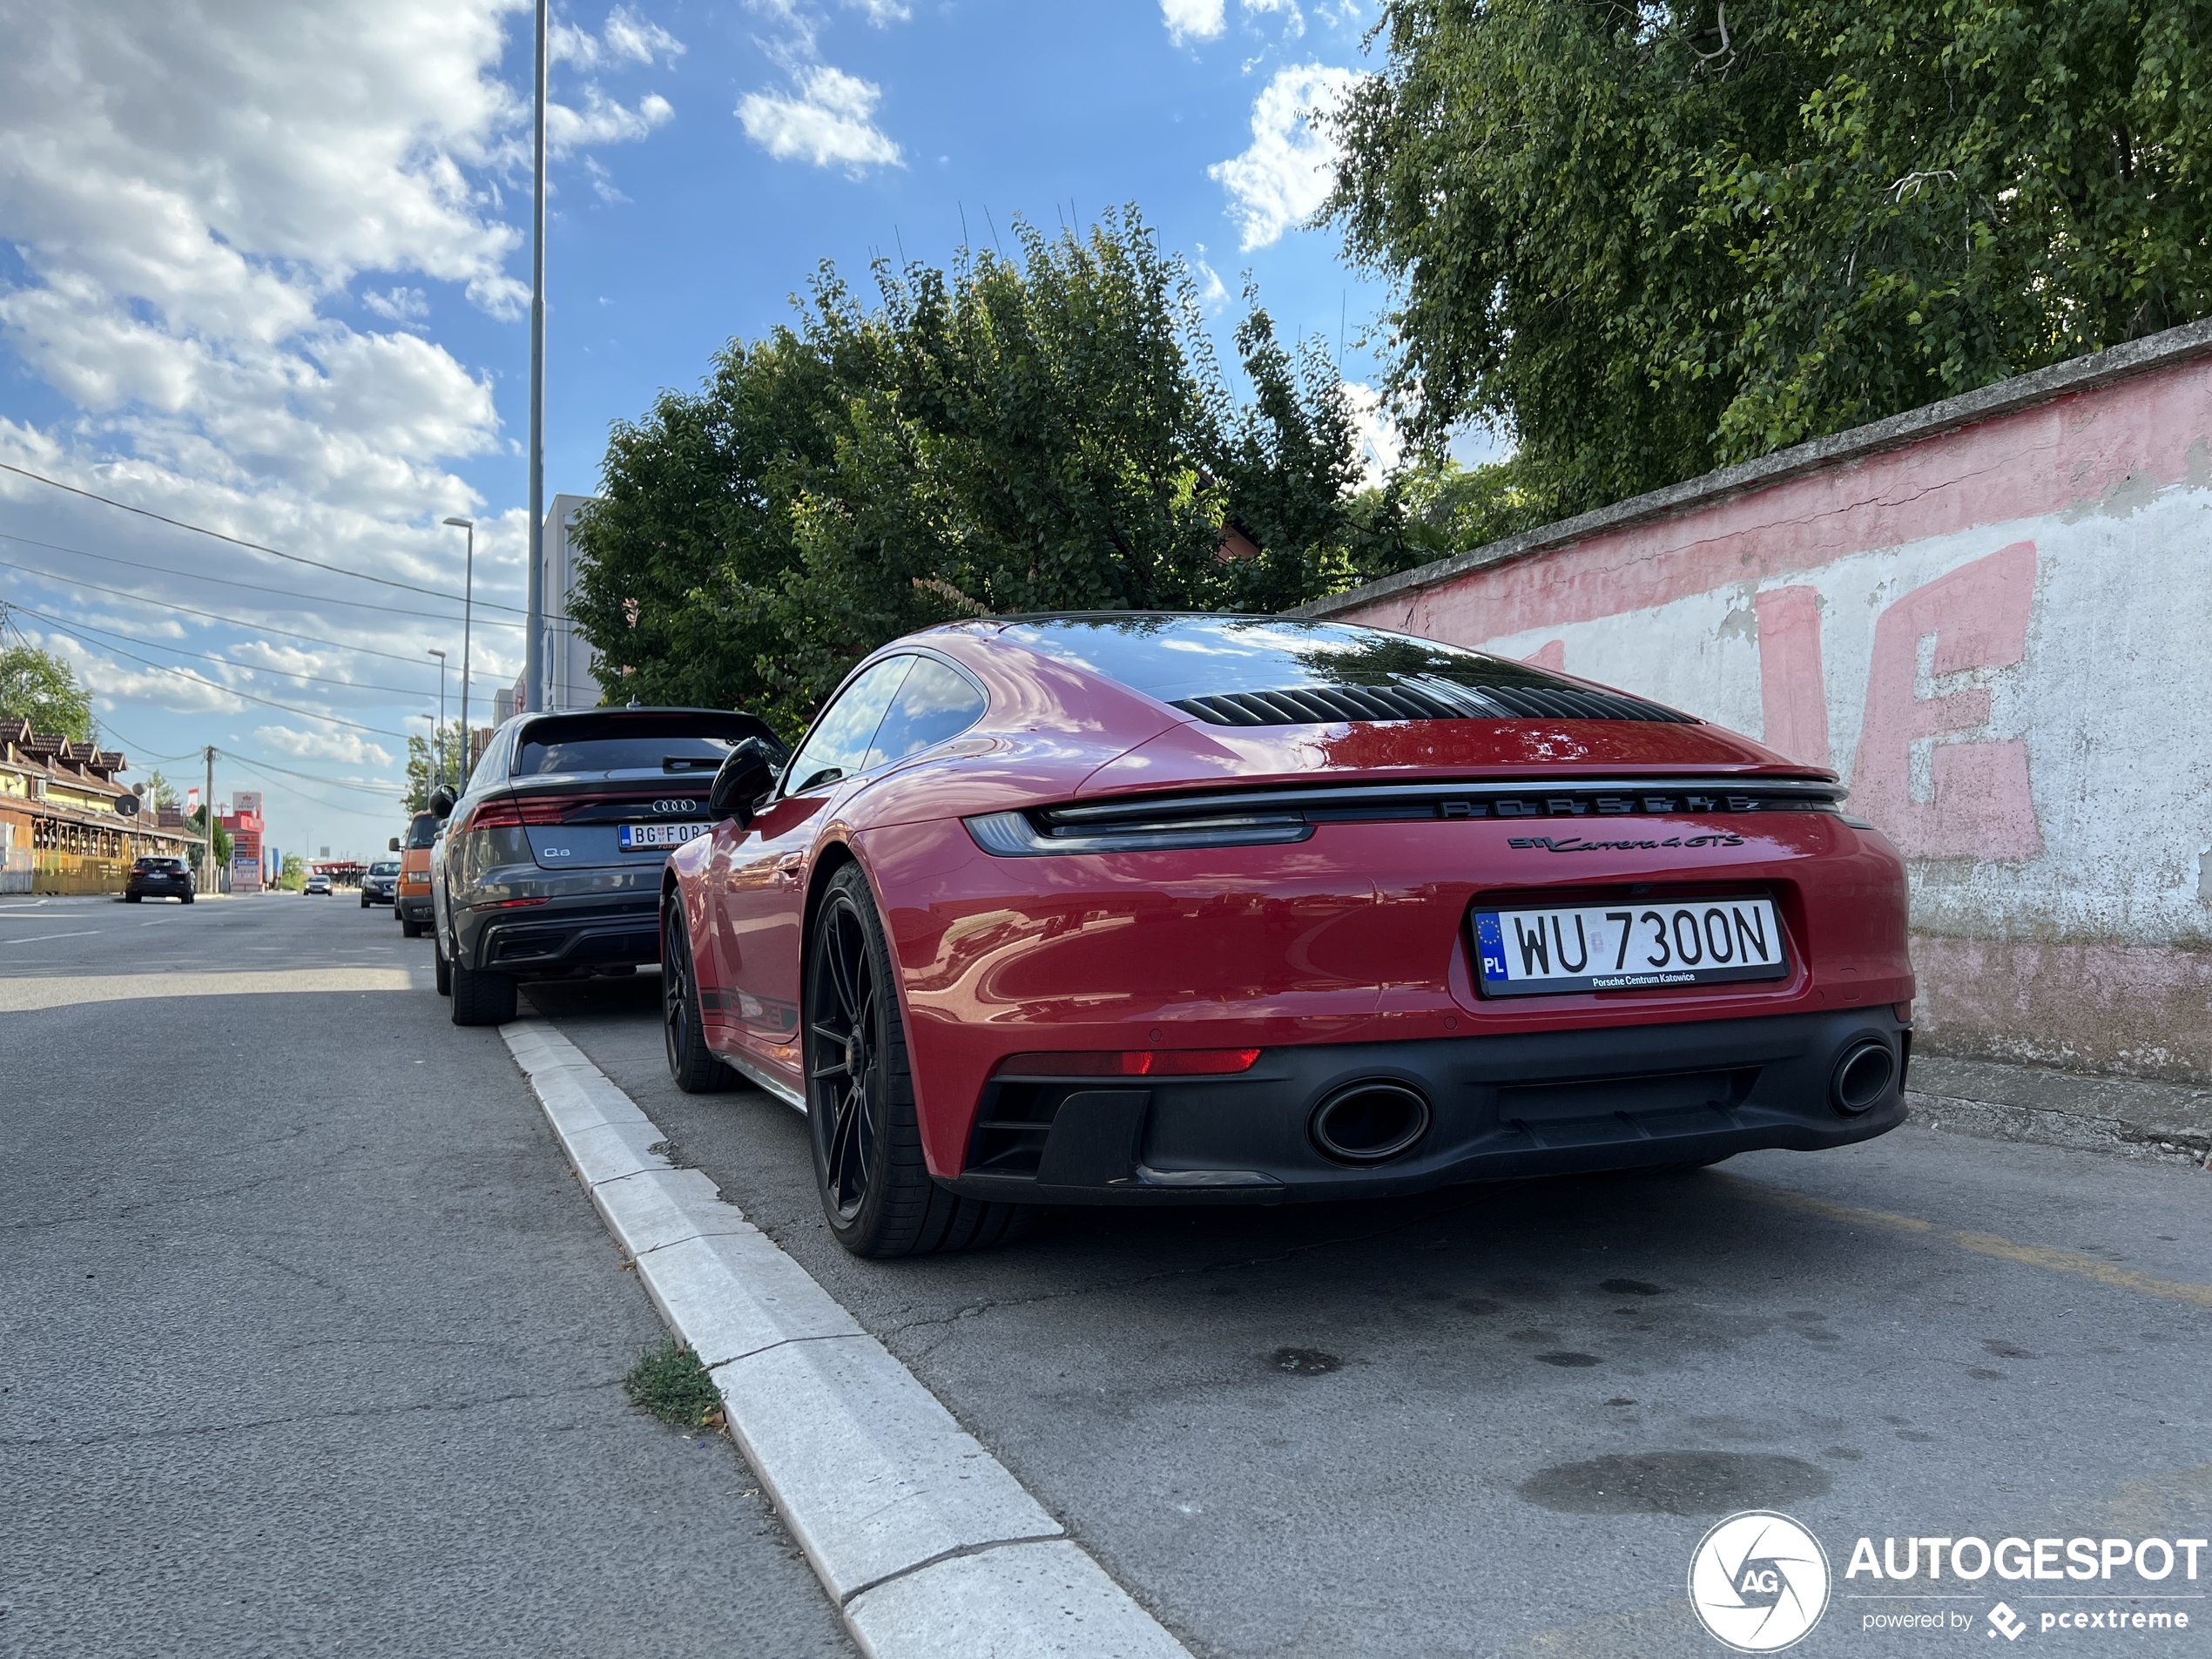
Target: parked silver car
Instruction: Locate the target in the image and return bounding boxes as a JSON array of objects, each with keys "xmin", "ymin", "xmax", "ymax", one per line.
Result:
[{"xmin": 428, "ymin": 706, "xmax": 780, "ymax": 1024}]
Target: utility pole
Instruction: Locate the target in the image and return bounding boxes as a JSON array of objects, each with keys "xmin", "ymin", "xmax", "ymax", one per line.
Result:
[
  {"xmin": 428, "ymin": 647, "xmax": 448, "ymax": 792},
  {"xmin": 443, "ymin": 519, "xmax": 475, "ymax": 779},
  {"xmin": 525, "ymin": 0, "xmax": 549, "ymax": 715},
  {"xmin": 201, "ymin": 745, "xmax": 215, "ymax": 894}
]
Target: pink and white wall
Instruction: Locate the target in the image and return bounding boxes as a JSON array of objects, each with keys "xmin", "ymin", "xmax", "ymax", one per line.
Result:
[{"xmin": 1302, "ymin": 322, "xmax": 2212, "ymax": 1082}]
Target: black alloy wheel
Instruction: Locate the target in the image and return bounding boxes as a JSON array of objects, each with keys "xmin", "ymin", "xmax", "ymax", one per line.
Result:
[
  {"xmin": 664, "ymin": 902, "xmax": 733, "ymax": 1092},
  {"xmin": 802, "ymin": 864, "xmax": 1027, "ymax": 1258}
]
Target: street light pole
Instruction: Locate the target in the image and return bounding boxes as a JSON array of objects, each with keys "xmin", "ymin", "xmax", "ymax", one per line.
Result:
[
  {"xmin": 526, "ymin": 0, "xmax": 548, "ymax": 715},
  {"xmin": 428, "ymin": 648, "xmax": 448, "ymax": 792},
  {"xmin": 443, "ymin": 518, "xmax": 475, "ymax": 780}
]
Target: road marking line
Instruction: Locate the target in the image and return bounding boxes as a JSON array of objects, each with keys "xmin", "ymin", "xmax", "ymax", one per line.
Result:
[
  {"xmin": 0, "ymin": 968, "xmax": 414, "ymax": 1011},
  {"xmin": 1738, "ymin": 1180, "xmax": 2212, "ymax": 1309},
  {"xmin": 499, "ymin": 1018, "xmax": 1188, "ymax": 1659},
  {"xmin": 2, "ymin": 930, "xmax": 103, "ymax": 945}
]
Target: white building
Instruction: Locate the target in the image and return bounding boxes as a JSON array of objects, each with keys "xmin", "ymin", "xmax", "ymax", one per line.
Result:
[{"xmin": 539, "ymin": 493, "xmax": 602, "ymax": 712}]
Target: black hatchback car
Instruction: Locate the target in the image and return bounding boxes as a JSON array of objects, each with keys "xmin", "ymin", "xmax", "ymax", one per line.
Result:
[
  {"xmin": 429, "ymin": 707, "xmax": 779, "ymax": 1025},
  {"xmin": 125, "ymin": 856, "xmax": 195, "ymax": 903}
]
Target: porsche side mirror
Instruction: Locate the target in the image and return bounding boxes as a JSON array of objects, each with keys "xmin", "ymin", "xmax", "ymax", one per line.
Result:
[
  {"xmin": 708, "ymin": 737, "xmax": 785, "ymax": 826},
  {"xmin": 388, "ymin": 836, "xmax": 401, "ymax": 852},
  {"xmin": 428, "ymin": 786, "xmax": 457, "ymax": 819}
]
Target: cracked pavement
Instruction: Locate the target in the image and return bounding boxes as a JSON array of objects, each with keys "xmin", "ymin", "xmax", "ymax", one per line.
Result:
[
  {"xmin": 0, "ymin": 896, "xmax": 852, "ymax": 1658},
  {"xmin": 529, "ymin": 974, "xmax": 2212, "ymax": 1657}
]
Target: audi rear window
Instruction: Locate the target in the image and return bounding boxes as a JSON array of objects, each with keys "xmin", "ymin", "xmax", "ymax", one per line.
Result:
[{"xmin": 513, "ymin": 711, "xmax": 772, "ymax": 778}]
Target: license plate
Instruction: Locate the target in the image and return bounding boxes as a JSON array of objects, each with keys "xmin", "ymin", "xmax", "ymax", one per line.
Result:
[
  {"xmin": 1472, "ymin": 895, "xmax": 1787, "ymax": 996},
  {"xmin": 617, "ymin": 821, "xmax": 710, "ymax": 850}
]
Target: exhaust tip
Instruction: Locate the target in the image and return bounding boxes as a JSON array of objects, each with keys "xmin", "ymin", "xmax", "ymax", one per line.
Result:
[
  {"xmin": 1311, "ymin": 1081, "xmax": 1431, "ymax": 1164},
  {"xmin": 1831, "ymin": 1039, "xmax": 1897, "ymax": 1116}
]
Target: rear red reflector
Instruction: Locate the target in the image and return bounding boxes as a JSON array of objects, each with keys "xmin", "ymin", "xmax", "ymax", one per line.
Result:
[
  {"xmin": 1893, "ymin": 1001, "xmax": 1913, "ymax": 1024},
  {"xmin": 994, "ymin": 1048, "xmax": 1263, "ymax": 1078},
  {"xmin": 469, "ymin": 895, "xmax": 552, "ymax": 910}
]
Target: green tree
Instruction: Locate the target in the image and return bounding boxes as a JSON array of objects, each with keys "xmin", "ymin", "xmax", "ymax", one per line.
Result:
[
  {"xmin": 143, "ymin": 771, "xmax": 182, "ymax": 809},
  {"xmin": 279, "ymin": 853, "xmax": 307, "ymax": 892},
  {"xmin": 186, "ymin": 806, "xmax": 233, "ymax": 866},
  {"xmin": 1329, "ymin": 0, "xmax": 2212, "ymax": 529},
  {"xmin": 570, "ymin": 211, "xmax": 1406, "ymax": 734},
  {"xmin": 403, "ymin": 719, "xmax": 473, "ymax": 812},
  {"xmin": 0, "ymin": 641, "xmax": 97, "ymax": 743}
]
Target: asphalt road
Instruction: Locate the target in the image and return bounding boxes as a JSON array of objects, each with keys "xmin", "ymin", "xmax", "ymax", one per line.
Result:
[
  {"xmin": 526, "ymin": 973, "xmax": 2212, "ymax": 1658},
  {"xmin": 0, "ymin": 894, "xmax": 851, "ymax": 1659}
]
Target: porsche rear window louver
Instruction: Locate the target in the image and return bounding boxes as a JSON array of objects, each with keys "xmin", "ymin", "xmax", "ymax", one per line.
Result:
[{"xmin": 1170, "ymin": 682, "xmax": 1690, "ymax": 726}]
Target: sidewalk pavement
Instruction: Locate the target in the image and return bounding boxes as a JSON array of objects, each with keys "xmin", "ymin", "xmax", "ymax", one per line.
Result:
[{"xmin": 1909, "ymin": 1054, "xmax": 2212, "ymax": 1166}]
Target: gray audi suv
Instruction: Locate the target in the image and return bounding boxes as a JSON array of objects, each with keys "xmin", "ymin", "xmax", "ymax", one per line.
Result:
[{"xmin": 429, "ymin": 706, "xmax": 779, "ymax": 1025}]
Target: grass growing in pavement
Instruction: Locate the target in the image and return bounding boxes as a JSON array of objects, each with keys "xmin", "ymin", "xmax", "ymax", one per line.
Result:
[{"xmin": 622, "ymin": 1339, "xmax": 725, "ymax": 1430}]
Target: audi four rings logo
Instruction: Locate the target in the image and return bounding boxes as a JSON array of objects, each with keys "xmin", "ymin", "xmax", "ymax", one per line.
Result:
[
  {"xmin": 651, "ymin": 799, "xmax": 701, "ymax": 814},
  {"xmin": 1689, "ymin": 1511, "xmax": 1831, "ymax": 1652}
]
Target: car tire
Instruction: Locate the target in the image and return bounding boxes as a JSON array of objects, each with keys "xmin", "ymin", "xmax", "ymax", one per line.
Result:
[
  {"xmin": 361, "ymin": 894, "xmax": 370, "ymax": 908},
  {"xmin": 400, "ymin": 916, "xmax": 421, "ymax": 938},
  {"xmin": 182, "ymin": 894, "xmax": 194, "ymax": 905},
  {"xmin": 449, "ymin": 958, "xmax": 516, "ymax": 1026},
  {"xmin": 125, "ymin": 893, "xmax": 141, "ymax": 903},
  {"xmin": 663, "ymin": 902, "xmax": 735, "ymax": 1093},
  {"xmin": 804, "ymin": 864, "xmax": 1028, "ymax": 1258},
  {"xmin": 434, "ymin": 935, "xmax": 452, "ymax": 997}
]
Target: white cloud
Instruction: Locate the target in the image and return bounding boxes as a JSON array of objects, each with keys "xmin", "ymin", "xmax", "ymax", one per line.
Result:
[
  {"xmin": 363, "ymin": 287, "xmax": 431, "ymax": 324},
  {"xmin": 255, "ymin": 725, "xmax": 395, "ymax": 767},
  {"xmin": 1208, "ymin": 62, "xmax": 1359, "ymax": 250},
  {"xmin": 1339, "ymin": 381, "xmax": 1401, "ymax": 489},
  {"xmin": 1163, "ymin": 0, "xmax": 1227, "ymax": 44},
  {"xmin": 739, "ymin": 67, "xmax": 902, "ymax": 171},
  {"xmin": 1193, "ymin": 245, "xmax": 1230, "ymax": 312},
  {"xmin": 549, "ymin": 87, "xmax": 676, "ymax": 153},
  {"xmin": 554, "ymin": 5, "xmax": 687, "ymax": 69},
  {"xmin": 1243, "ymin": 0, "xmax": 1305, "ymax": 39}
]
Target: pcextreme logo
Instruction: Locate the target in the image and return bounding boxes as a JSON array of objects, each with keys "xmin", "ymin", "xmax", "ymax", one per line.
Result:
[{"xmin": 1689, "ymin": 1511, "xmax": 1832, "ymax": 1652}]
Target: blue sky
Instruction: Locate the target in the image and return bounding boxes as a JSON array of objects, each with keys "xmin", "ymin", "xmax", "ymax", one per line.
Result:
[{"xmin": 0, "ymin": 0, "xmax": 1442, "ymax": 860}]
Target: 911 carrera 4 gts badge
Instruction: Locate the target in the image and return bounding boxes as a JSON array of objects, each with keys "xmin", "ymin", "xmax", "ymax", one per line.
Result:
[{"xmin": 1508, "ymin": 833, "xmax": 1746, "ymax": 853}]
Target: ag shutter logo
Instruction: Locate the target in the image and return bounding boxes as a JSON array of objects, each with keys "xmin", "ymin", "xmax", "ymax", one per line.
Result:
[{"xmin": 1689, "ymin": 1510, "xmax": 1831, "ymax": 1652}]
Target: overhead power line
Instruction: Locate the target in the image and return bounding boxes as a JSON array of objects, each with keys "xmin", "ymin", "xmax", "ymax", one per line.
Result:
[
  {"xmin": 5, "ymin": 600, "xmax": 412, "ymax": 740},
  {"xmin": 0, "ymin": 459, "xmax": 532, "ymax": 614},
  {"xmin": 0, "ymin": 529, "xmax": 525, "ymax": 627},
  {"xmin": 0, "ymin": 559, "xmax": 512, "ymax": 662},
  {"xmin": 219, "ymin": 747, "xmax": 404, "ymax": 805},
  {"xmin": 17, "ymin": 603, "xmax": 442, "ymax": 700}
]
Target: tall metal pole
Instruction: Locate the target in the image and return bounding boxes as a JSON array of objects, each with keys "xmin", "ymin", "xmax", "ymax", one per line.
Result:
[
  {"xmin": 526, "ymin": 0, "xmax": 548, "ymax": 715},
  {"xmin": 461, "ymin": 524, "xmax": 475, "ymax": 777},
  {"xmin": 428, "ymin": 648, "xmax": 448, "ymax": 792},
  {"xmin": 201, "ymin": 744, "xmax": 214, "ymax": 894}
]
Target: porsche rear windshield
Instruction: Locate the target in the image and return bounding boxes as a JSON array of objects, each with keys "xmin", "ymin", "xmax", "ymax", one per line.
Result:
[
  {"xmin": 995, "ymin": 615, "xmax": 1598, "ymax": 705},
  {"xmin": 513, "ymin": 711, "xmax": 768, "ymax": 778}
]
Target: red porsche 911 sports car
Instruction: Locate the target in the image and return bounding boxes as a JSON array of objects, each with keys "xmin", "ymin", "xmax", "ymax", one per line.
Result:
[{"xmin": 662, "ymin": 614, "xmax": 1912, "ymax": 1258}]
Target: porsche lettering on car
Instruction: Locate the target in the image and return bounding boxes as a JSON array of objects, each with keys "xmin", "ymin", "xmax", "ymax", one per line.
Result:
[{"xmin": 660, "ymin": 614, "xmax": 1914, "ymax": 1258}]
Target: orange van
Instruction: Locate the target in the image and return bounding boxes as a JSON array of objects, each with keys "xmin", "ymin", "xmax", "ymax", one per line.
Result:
[{"xmin": 394, "ymin": 810, "xmax": 439, "ymax": 937}]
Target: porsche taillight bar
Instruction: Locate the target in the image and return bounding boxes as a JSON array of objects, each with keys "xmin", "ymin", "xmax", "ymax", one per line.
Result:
[
  {"xmin": 965, "ymin": 777, "xmax": 1847, "ymax": 856},
  {"xmin": 993, "ymin": 1049, "xmax": 1263, "ymax": 1078}
]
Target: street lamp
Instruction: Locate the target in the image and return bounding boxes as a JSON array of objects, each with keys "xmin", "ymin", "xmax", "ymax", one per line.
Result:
[
  {"xmin": 442, "ymin": 517, "xmax": 475, "ymax": 779},
  {"xmin": 427, "ymin": 648, "xmax": 448, "ymax": 792}
]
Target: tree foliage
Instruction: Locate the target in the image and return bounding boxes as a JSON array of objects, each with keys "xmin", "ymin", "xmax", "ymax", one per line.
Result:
[
  {"xmin": 1330, "ymin": 0, "xmax": 2212, "ymax": 528},
  {"xmin": 0, "ymin": 641, "xmax": 97, "ymax": 744},
  {"xmin": 402, "ymin": 719, "xmax": 473, "ymax": 813},
  {"xmin": 569, "ymin": 212, "xmax": 1412, "ymax": 735}
]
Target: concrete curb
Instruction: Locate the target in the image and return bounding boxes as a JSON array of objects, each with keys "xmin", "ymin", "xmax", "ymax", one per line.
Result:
[
  {"xmin": 1907, "ymin": 1055, "xmax": 2212, "ymax": 1169},
  {"xmin": 500, "ymin": 1019, "xmax": 1189, "ymax": 1659}
]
